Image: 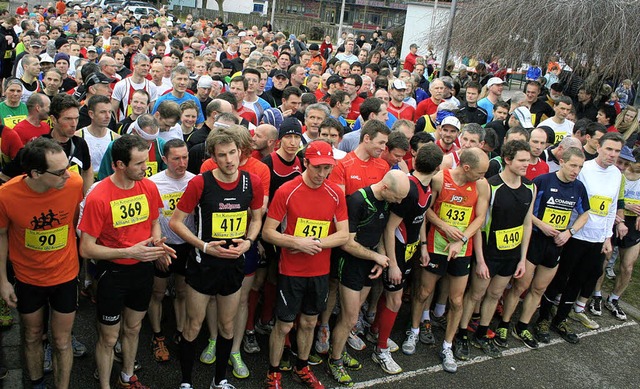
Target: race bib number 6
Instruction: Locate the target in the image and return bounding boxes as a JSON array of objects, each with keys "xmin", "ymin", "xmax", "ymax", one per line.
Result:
[
  {"xmin": 294, "ymin": 218, "xmax": 330, "ymax": 239},
  {"xmin": 110, "ymin": 194, "xmax": 150, "ymax": 228},
  {"xmin": 589, "ymin": 195, "xmax": 612, "ymax": 217},
  {"xmin": 211, "ymin": 211, "xmax": 248, "ymax": 239},
  {"xmin": 25, "ymin": 225, "xmax": 69, "ymax": 251},
  {"xmin": 439, "ymin": 202, "xmax": 472, "ymax": 228},
  {"xmin": 541, "ymin": 208, "xmax": 571, "ymax": 230}
]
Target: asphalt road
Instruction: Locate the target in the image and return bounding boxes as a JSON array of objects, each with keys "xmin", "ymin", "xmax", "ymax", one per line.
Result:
[{"xmin": 6, "ymin": 293, "xmax": 637, "ymax": 389}]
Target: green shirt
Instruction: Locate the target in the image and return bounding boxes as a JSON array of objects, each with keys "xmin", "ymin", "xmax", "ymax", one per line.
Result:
[{"xmin": 0, "ymin": 102, "xmax": 28, "ymax": 129}]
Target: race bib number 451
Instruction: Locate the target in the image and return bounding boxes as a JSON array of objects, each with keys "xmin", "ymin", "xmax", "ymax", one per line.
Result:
[
  {"xmin": 110, "ymin": 194, "xmax": 150, "ymax": 228},
  {"xmin": 212, "ymin": 211, "xmax": 248, "ymax": 239},
  {"xmin": 294, "ymin": 218, "xmax": 330, "ymax": 239}
]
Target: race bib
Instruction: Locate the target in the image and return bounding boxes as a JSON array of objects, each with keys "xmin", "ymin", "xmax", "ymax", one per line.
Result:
[
  {"xmin": 110, "ymin": 194, "xmax": 150, "ymax": 228},
  {"xmin": 404, "ymin": 241, "xmax": 419, "ymax": 261},
  {"xmin": 541, "ymin": 208, "xmax": 571, "ymax": 230},
  {"xmin": 554, "ymin": 131, "xmax": 567, "ymax": 144},
  {"xmin": 589, "ymin": 195, "xmax": 612, "ymax": 217},
  {"xmin": 3, "ymin": 115, "xmax": 26, "ymax": 129},
  {"xmin": 25, "ymin": 225, "xmax": 69, "ymax": 251},
  {"xmin": 624, "ymin": 198, "xmax": 640, "ymax": 217},
  {"xmin": 68, "ymin": 165, "xmax": 80, "ymax": 175},
  {"xmin": 293, "ymin": 218, "xmax": 330, "ymax": 239},
  {"xmin": 439, "ymin": 202, "xmax": 472, "ymax": 228},
  {"xmin": 211, "ymin": 210, "xmax": 247, "ymax": 239},
  {"xmin": 145, "ymin": 161, "xmax": 158, "ymax": 177},
  {"xmin": 495, "ymin": 225, "xmax": 523, "ymax": 251},
  {"xmin": 161, "ymin": 192, "xmax": 182, "ymax": 217}
]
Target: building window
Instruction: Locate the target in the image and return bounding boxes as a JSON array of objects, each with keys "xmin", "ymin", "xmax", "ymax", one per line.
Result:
[{"xmin": 253, "ymin": 3, "xmax": 264, "ymax": 13}]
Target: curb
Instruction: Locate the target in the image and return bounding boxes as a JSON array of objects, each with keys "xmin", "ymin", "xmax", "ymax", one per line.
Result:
[
  {"xmin": 619, "ymin": 300, "xmax": 640, "ymax": 322},
  {"xmin": 1, "ymin": 308, "xmax": 23, "ymax": 389}
]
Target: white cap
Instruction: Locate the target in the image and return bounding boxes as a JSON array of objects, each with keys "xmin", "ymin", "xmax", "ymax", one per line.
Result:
[
  {"xmin": 197, "ymin": 75, "xmax": 214, "ymax": 88},
  {"xmin": 87, "ymin": 46, "xmax": 97, "ymax": 52},
  {"xmin": 441, "ymin": 116, "xmax": 461, "ymax": 131},
  {"xmin": 487, "ymin": 77, "xmax": 506, "ymax": 88},
  {"xmin": 392, "ymin": 79, "xmax": 407, "ymax": 90},
  {"xmin": 512, "ymin": 107, "xmax": 534, "ymax": 129}
]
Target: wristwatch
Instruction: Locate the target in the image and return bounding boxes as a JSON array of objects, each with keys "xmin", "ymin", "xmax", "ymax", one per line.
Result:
[
  {"xmin": 569, "ymin": 228, "xmax": 576, "ymax": 236},
  {"xmin": 461, "ymin": 235, "xmax": 469, "ymax": 244}
]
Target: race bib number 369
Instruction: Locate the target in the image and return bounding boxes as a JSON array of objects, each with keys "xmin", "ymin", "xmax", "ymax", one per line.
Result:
[
  {"xmin": 212, "ymin": 211, "xmax": 248, "ymax": 239},
  {"xmin": 110, "ymin": 194, "xmax": 150, "ymax": 228}
]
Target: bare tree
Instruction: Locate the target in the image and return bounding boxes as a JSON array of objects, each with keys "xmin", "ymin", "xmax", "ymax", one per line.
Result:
[
  {"xmin": 435, "ymin": 0, "xmax": 640, "ymax": 83},
  {"xmin": 214, "ymin": 0, "xmax": 224, "ymax": 17}
]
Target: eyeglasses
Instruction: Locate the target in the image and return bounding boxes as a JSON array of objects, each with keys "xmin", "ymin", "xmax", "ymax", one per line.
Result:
[
  {"xmin": 42, "ymin": 165, "xmax": 70, "ymax": 177},
  {"xmin": 344, "ymin": 83, "xmax": 356, "ymax": 87}
]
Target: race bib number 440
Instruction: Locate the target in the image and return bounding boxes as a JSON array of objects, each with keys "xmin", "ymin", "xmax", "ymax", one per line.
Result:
[
  {"xmin": 211, "ymin": 211, "xmax": 248, "ymax": 239},
  {"xmin": 495, "ymin": 225, "xmax": 523, "ymax": 251},
  {"xmin": 110, "ymin": 194, "xmax": 150, "ymax": 228}
]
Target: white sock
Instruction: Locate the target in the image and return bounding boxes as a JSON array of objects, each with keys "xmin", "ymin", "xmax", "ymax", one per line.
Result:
[
  {"xmin": 411, "ymin": 327, "xmax": 419, "ymax": 335},
  {"xmin": 434, "ymin": 303, "xmax": 446, "ymax": 317},
  {"xmin": 121, "ymin": 371, "xmax": 132, "ymax": 383},
  {"xmin": 421, "ymin": 310, "xmax": 430, "ymax": 322},
  {"xmin": 593, "ymin": 290, "xmax": 602, "ymax": 297},
  {"xmin": 609, "ymin": 293, "xmax": 620, "ymax": 301},
  {"xmin": 442, "ymin": 340, "xmax": 452, "ymax": 350},
  {"xmin": 574, "ymin": 301, "xmax": 586, "ymax": 313}
]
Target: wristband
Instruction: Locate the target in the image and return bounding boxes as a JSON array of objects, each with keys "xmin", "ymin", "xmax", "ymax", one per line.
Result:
[
  {"xmin": 247, "ymin": 238, "xmax": 254, "ymax": 246},
  {"xmin": 203, "ymin": 242, "xmax": 208, "ymax": 253},
  {"xmin": 420, "ymin": 241, "xmax": 428, "ymax": 246}
]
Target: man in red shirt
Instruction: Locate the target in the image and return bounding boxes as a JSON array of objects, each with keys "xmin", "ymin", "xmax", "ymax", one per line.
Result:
[
  {"xmin": 79, "ymin": 135, "xmax": 175, "ymax": 389},
  {"xmin": 387, "ymin": 79, "xmax": 415, "ymax": 122},
  {"xmin": 415, "ymin": 78, "xmax": 445, "ymax": 122},
  {"xmin": 403, "ymin": 43, "xmax": 419, "ymax": 72},
  {"xmin": 229, "ymin": 76, "xmax": 258, "ymax": 126},
  {"xmin": 343, "ymin": 74, "xmax": 364, "ymax": 125},
  {"xmin": 526, "ymin": 127, "xmax": 550, "ymax": 180},
  {"xmin": 13, "ymin": 93, "xmax": 51, "ymax": 144},
  {"xmin": 263, "ymin": 140, "xmax": 349, "ymax": 389}
]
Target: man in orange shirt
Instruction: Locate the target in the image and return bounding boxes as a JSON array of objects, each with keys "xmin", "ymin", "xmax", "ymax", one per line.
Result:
[
  {"xmin": 0, "ymin": 138, "xmax": 83, "ymax": 389},
  {"xmin": 55, "ymin": 0, "xmax": 66, "ymax": 16}
]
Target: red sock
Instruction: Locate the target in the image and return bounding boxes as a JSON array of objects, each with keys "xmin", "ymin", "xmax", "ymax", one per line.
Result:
[
  {"xmin": 261, "ymin": 281, "xmax": 277, "ymax": 324},
  {"xmin": 377, "ymin": 302, "xmax": 398, "ymax": 350},
  {"xmin": 284, "ymin": 332, "xmax": 291, "ymax": 347},
  {"xmin": 246, "ymin": 289, "xmax": 260, "ymax": 331},
  {"xmin": 370, "ymin": 294, "xmax": 386, "ymax": 334}
]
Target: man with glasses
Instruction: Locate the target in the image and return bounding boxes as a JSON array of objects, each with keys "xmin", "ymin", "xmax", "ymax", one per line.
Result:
[
  {"xmin": 0, "ymin": 137, "xmax": 84, "ymax": 389},
  {"xmin": 343, "ymin": 74, "xmax": 364, "ymax": 127}
]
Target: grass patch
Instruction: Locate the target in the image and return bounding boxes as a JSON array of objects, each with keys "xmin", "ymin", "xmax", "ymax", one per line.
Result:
[{"xmin": 601, "ymin": 255, "xmax": 640, "ymax": 308}]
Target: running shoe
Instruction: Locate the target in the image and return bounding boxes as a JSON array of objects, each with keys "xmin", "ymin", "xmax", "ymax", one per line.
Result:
[
  {"xmin": 265, "ymin": 372, "xmax": 283, "ymax": 389},
  {"xmin": 179, "ymin": 384, "xmax": 194, "ymax": 389},
  {"xmin": 402, "ymin": 330, "xmax": 418, "ymax": 355},
  {"xmin": 43, "ymin": 342, "xmax": 53, "ymax": 374},
  {"xmin": 605, "ymin": 266, "xmax": 616, "ymax": 280},
  {"xmin": 589, "ymin": 296, "xmax": 602, "ymax": 316},
  {"xmin": 493, "ymin": 326, "xmax": 509, "ymax": 348},
  {"xmin": 470, "ymin": 335, "xmax": 502, "ymax": 358},
  {"xmin": 605, "ymin": 298, "xmax": 627, "ymax": 321},
  {"xmin": 419, "ymin": 320, "xmax": 436, "ymax": 345},
  {"xmin": 243, "ymin": 330, "xmax": 260, "ymax": 354},
  {"xmin": 210, "ymin": 379, "xmax": 236, "ymax": 389},
  {"xmin": 535, "ymin": 319, "xmax": 551, "ymax": 344},
  {"xmin": 255, "ymin": 319, "xmax": 274, "ymax": 335},
  {"xmin": 553, "ymin": 319, "xmax": 579, "ymax": 344},
  {"xmin": 116, "ymin": 374, "xmax": 149, "ymax": 389},
  {"xmin": 293, "ymin": 366, "xmax": 325, "ymax": 388},
  {"xmin": 364, "ymin": 329, "xmax": 399, "ymax": 352},
  {"xmin": 453, "ymin": 337, "xmax": 469, "ymax": 361},
  {"xmin": 569, "ymin": 310, "xmax": 600, "ymax": 330},
  {"xmin": 326, "ymin": 359, "xmax": 353, "ymax": 387},
  {"xmin": 308, "ymin": 352, "xmax": 324, "ymax": 366},
  {"xmin": 467, "ymin": 319, "xmax": 496, "ymax": 338},
  {"xmin": 72, "ymin": 335, "xmax": 87, "ymax": 357},
  {"xmin": 340, "ymin": 350, "xmax": 362, "ymax": 370},
  {"xmin": 315, "ymin": 325, "xmax": 330, "ymax": 354},
  {"xmin": 512, "ymin": 327, "xmax": 539, "ymax": 349},
  {"xmin": 279, "ymin": 348, "xmax": 292, "ymax": 371},
  {"xmin": 347, "ymin": 331, "xmax": 366, "ymax": 351},
  {"xmin": 440, "ymin": 347, "xmax": 457, "ymax": 373},
  {"xmin": 372, "ymin": 347, "xmax": 402, "ymax": 375},
  {"xmin": 431, "ymin": 313, "xmax": 447, "ymax": 329},
  {"xmin": 152, "ymin": 335, "xmax": 170, "ymax": 362},
  {"xmin": 200, "ymin": 338, "xmax": 216, "ymax": 364},
  {"xmin": 228, "ymin": 351, "xmax": 249, "ymax": 379}
]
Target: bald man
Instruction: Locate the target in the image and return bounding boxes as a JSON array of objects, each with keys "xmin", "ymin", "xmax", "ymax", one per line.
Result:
[
  {"xmin": 542, "ymin": 136, "xmax": 582, "ymax": 173},
  {"xmin": 252, "ymin": 124, "xmax": 278, "ymax": 160}
]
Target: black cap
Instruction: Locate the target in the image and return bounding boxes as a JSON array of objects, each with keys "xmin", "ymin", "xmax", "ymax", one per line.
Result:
[
  {"xmin": 85, "ymin": 72, "xmax": 115, "ymax": 88},
  {"xmin": 278, "ymin": 117, "xmax": 303, "ymax": 139},
  {"xmin": 326, "ymin": 75, "xmax": 344, "ymax": 87},
  {"xmin": 309, "ymin": 43, "xmax": 319, "ymax": 51},
  {"xmin": 272, "ymin": 69, "xmax": 289, "ymax": 79}
]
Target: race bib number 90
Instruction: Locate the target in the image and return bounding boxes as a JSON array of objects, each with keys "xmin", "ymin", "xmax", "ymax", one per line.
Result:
[
  {"xmin": 211, "ymin": 211, "xmax": 247, "ymax": 239},
  {"xmin": 439, "ymin": 202, "xmax": 472, "ymax": 228},
  {"xmin": 110, "ymin": 195, "xmax": 150, "ymax": 228},
  {"xmin": 495, "ymin": 225, "xmax": 523, "ymax": 251},
  {"xmin": 589, "ymin": 195, "xmax": 612, "ymax": 217},
  {"xmin": 25, "ymin": 225, "xmax": 69, "ymax": 251},
  {"xmin": 294, "ymin": 218, "xmax": 330, "ymax": 239},
  {"xmin": 541, "ymin": 208, "xmax": 571, "ymax": 230}
]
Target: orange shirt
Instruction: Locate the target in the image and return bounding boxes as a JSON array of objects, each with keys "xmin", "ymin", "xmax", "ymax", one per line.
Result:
[
  {"xmin": 0, "ymin": 173, "xmax": 83, "ymax": 286},
  {"xmin": 200, "ymin": 156, "xmax": 270, "ymax": 198},
  {"xmin": 328, "ymin": 151, "xmax": 390, "ymax": 196}
]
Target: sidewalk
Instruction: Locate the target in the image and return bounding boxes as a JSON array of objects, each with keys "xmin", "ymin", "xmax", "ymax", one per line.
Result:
[{"xmin": 1, "ymin": 309, "xmax": 23, "ymax": 389}]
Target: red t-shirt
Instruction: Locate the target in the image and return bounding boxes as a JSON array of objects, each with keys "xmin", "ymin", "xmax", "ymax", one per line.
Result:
[
  {"xmin": 1, "ymin": 126, "xmax": 24, "ymax": 160},
  {"xmin": 237, "ymin": 106, "xmax": 258, "ymax": 126},
  {"xmin": 13, "ymin": 120, "xmax": 51, "ymax": 145},
  {"xmin": 267, "ymin": 175, "xmax": 348, "ymax": 276},
  {"xmin": 525, "ymin": 158, "xmax": 549, "ymax": 180},
  {"xmin": 346, "ymin": 96, "xmax": 364, "ymax": 123},
  {"xmin": 78, "ymin": 177, "xmax": 163, "ymax": 265},
  {"xmin": 200, "ymin": 157, "xmax": 270, "ymax": 198},
  {"xmin": 387, "ymin": 102, "xmax": 415, "ymax": 122},
  {"xmin": 415, "ymin": 97, "xmax": 440, "ymax": 119},
  {"xmin": 328, "ymin": 151, "xmax": 390, "ymax": 196}
]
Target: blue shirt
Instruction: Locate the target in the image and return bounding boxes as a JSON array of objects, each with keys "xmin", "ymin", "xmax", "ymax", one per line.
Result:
[{"xmin": 152, "ymin": 91, "xmax": 205, "ymax": 125}]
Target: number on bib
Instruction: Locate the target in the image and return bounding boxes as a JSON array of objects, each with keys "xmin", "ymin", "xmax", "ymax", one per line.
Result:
[
  {"xmin": 211, "ymin": 211, "xmax": 248, "ymax": 239},
  {"xmin": 3, "ymin": 115, "xmax": 26, "ymax": 129},
  {"xmin": 110, "ymin": 194, "xmax": 150, "ymax": 228},
  {"xmin": 589, "ymin": 195, "xmax": 612, "ymax": 217},
  {"xmin": 68, "ymin": 165, "xmax": 80, "ymax": 175},
  {"xmin": 624, "ymin": 198, "xmax": 640, "ymax": 217},
  {"xmin": 541, "ymin": 208, "xmax": 571, "ymax": 230},
  {"xmin": 293, "ymin": 218, "xmax": 330, "ymax": 239},
  {"xmin": 162, "ymin": 192, "xmax": 183, "ymax": 217},
  {"xmin": 404, "ymin": 241, "xmax": 419, "ymax": 261},
  {"xmin": 145, "ymin": 161, "xmax": 158, "ymax": 177},
  {"xmin": 554, "ymin": 131, "xmax": 567, "ymax": 144},
  {"xmin": 495, "ymin": 225, "xmax": 524, "ymax": 251},
  {"xmin": 25, "ymin": 225, "xmax": 69, "ymax": 251},
  {"xmin": 439, "ymin": 202, "xmax": 472, "ymax": 227}
]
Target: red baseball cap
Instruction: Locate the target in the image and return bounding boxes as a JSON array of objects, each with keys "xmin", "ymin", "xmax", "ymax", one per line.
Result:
[{"xmin": 305, "ymin": 141, "xmax": 336, "ymax": 166}]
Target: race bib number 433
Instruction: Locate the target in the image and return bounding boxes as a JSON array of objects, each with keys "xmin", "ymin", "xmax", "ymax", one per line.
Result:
[
  {"xmin": 212, "ymin": 211, "xmax": 248, "ymax": 239},
  {"xmin": 110, "ymin": 195, "xmax": 150, "ymax": 228},
  {"xmin": 439, "ymin": 202, "xmax": 472, "ymax": 228},
  {"xmin": 25, "ymin": 225, "xmax": 69, "ymax": 251}
]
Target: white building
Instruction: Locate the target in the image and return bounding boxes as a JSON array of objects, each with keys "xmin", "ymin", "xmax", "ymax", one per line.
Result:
[{"xmin": 400, "ymin": 1, "xmax": 452, "ymax": 61}]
